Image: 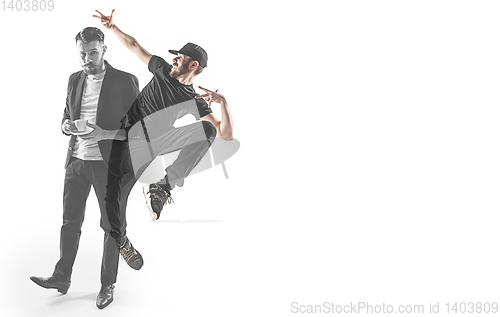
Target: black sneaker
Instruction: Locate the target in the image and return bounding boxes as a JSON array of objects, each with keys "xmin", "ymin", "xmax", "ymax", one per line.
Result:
[
  {"xmin": 116, "ymin": 236, "xmax": 144, "ymax": 270},
  {"xmin": 142, "ymin": 183, "xmax": 173, "ymax": 221}
]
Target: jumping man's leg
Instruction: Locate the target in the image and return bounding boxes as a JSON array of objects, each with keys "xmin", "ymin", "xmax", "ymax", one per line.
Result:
[{"xmin": 142, "ymin": 120, "xmax": 217, "ymax": 220}]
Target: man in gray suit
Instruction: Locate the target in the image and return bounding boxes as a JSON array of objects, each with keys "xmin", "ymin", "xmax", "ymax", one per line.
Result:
[{"xmin": 30, "ymin": 27, "xmax": 140, "ymax": 309}]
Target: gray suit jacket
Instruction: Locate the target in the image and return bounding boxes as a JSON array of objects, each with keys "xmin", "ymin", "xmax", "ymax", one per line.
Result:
[{"xmin": 62, "ymin": 61, "xmax": 140, "ymax": 168}]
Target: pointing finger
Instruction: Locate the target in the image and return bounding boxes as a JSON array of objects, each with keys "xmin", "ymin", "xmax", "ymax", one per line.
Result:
[{"xmin": 198, "ymin": 86, "xmax": 212, "ymax": 93}]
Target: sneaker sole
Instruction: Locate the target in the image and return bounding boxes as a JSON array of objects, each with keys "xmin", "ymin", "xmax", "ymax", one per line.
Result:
[
  {"xmin": 136, "ymin": 250, "xmax": 145, "ymax": 270},
  {"xmin": 142, "ymin": 185, "xmax": 158, "ymax": 221}
]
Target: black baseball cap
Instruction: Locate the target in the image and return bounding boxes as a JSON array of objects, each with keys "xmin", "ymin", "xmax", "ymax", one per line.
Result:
[{"xmin": 169, "ymin": 43, "xmax": 208, "ymax": 68}]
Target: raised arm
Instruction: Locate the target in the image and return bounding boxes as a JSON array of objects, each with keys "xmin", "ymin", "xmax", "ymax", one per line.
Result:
[{"xmin": 93, "ymin": 9, "xmax": 152, "ymax": 65}]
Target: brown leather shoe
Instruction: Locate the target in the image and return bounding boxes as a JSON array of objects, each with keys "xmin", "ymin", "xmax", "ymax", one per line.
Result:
[
  {"xmin": 30, "ymin": 276, "xmax": 71, "ymax": 294},
  {"xmin": 96, "ymin": 284, "xmax": 115, "ymax": 309}
]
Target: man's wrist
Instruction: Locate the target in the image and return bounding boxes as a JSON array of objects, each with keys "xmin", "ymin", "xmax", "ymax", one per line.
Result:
[
  {"xmin": 116, "ymin": 129, "xmax": 127, "ymax": 141},
  {"xmin": 103, "ymin": 130, "xmax": 113, "ymax": 140},
  {"xmin": 108, "ymin": 129, "xmax": 126, "ymax": 141}
]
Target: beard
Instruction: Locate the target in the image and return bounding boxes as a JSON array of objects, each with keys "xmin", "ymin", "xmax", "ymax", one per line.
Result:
[
  {"xmin": 169, "ymin": 63, "xmax": 188, "ymax": 79},
  {"xmin": 82, "ymin": 58, "xmax": 104, "ymax": 75}
]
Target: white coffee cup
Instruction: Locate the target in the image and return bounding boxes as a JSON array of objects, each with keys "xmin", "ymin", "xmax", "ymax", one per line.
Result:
[{"xmin": 74, "ymin": 119, "xmax": 88, "ymax": 131}]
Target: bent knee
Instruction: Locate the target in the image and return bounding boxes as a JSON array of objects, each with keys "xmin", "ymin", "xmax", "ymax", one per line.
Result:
[{"xmin": 202, "ymin": 120, "xmax": 217, "ymax": 142}]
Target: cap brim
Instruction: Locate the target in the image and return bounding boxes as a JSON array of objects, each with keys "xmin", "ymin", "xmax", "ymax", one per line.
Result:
[{"xmin": 168, "ymin": 49, "xmax": 206, "ymax": 67}]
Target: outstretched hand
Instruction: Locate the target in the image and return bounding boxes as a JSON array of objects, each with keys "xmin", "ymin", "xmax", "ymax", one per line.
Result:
[
  {"xmin": 196, "ymin": 86, "xmax": 226, "ymax": 108},
  {"xmin": 93, "ymin": 9, "xmax": 115, "ymax": 29}
]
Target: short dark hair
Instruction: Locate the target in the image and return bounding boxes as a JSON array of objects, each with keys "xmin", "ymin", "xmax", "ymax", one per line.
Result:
[{"xmin": 75, "ymin": 27, "xmax": 105, "ymax": 43}]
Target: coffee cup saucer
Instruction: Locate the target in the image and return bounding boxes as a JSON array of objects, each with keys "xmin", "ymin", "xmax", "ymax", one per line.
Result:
[{"xmin": 71, "ymin": 126, "xmax": 94, "ymax": 135}]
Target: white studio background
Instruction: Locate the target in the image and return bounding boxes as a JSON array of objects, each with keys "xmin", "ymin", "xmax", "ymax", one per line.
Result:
[{"xmin": 1, "ymin": 0, "xmax": 499, "ymax": 316}]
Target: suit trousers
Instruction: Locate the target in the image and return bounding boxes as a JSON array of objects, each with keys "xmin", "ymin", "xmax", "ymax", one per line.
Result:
[{"xmin": 53, "ymin": 157, "xmax": 134, "ymax": 286}]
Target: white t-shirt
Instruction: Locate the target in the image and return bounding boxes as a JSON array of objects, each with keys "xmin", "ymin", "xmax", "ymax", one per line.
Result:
[{"xmin": 72, "ymin": 70, "xmax": 106, "ymax": 160}]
